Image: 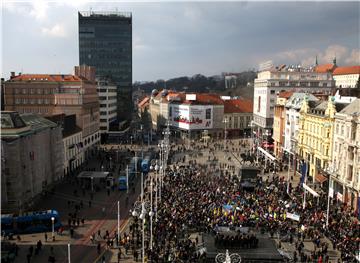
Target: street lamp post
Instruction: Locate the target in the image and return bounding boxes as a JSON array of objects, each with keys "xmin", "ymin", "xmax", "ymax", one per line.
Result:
[
  {"xmin": 91, "ymin": 177, "xmax": 94, "ymax": 192},
  {"xmin": 126, "ymin": 165, "xmax": 129, "ymax": 194},
  {"xmin": 325, "ymin": 164, "xmax": 336, "ymax": 227},
  {"xmin": 303, "ymin": 159, "xmax": 309, "ymax": 210},
  {"xmin": 132, "ymin": 174, "xmax": 150, "ymax": 263},
  {"xmin": 68, "ymin": 243, "xmax": 71, "ymax": 263},
  {"xmin": 223, "ymin": 118, "xmax": 228, "ymax": 152},
  {"xmin": 149, "ymin": 179, "xmax": 154, "ymax": 250},
  {"xmin": 141, "ymin": 125, "xmax": 144, "ymax": 159},
  {"xmin": 51, "ymin": 217, "xmax": 55, "ymax": 241},
  {"xmin": 117, "ymin": 201, "xmax": 120, "ymax": 246}
]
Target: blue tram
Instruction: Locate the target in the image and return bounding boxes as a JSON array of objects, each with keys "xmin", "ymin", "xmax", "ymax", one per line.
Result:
[{"xmin": 1, "ymin": 210, "xmax": 62, "ymax": 235}]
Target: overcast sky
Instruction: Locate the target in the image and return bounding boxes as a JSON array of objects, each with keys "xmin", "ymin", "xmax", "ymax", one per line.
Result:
[{"xmin": 2, "ymin": 1, "xmax": 359, "ymax": 81}]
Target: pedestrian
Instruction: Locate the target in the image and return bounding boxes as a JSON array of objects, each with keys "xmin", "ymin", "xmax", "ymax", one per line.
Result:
[{"xmin": 44, "ymin": 233, "xmax": 48, "ymax": 242}]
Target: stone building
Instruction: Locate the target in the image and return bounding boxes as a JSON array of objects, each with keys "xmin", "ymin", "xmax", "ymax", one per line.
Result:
[
  {"xmin": 1, "ymin": 112, "xmax": 63, "ymax": 213},
  {"xmin": 3, "ymin": 68, "xmax": 100, "ymax": 160}
]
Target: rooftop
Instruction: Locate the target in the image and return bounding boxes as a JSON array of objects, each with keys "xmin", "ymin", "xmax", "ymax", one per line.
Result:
[
  {"xmin": 21, "ymin": 114, "xmax": 58, "ymax": 132},
  {"xmin": 339, "ymin": 98, "xmax": 360, "ymax": 115},
  {"xmin": 1, "ymin": 112, "xmax": 58, "ymax": 139},
  {"xmin": 333, "ymin": 66, "xmax": 360, "ymax": 75},
  {"xmin": 8, "ymin": 74, "xmax": 83, "ymax": 83},
  {"xmin": 224, "ymin": 99, "xmax": 253, "ymax": 113},
  {"xmin": 278, "ymin": 91, "xmax": 294, "ymax": 99},
  {"xmin": 314, "ymin": 63, "xmax": 336, "ymax": 73},
  {"xmin": 79, "ymin": 11, "xmax": 132, "ymax": 18},
  {"xmin": 286, "ymin": 93, "xmax": 318, "ymax": 110}
]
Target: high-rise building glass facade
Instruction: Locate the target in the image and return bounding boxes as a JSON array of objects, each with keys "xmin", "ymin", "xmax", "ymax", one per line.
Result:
[{"xmin": 78, "ymin": 11, "xmax": 132, "ymax": 121}]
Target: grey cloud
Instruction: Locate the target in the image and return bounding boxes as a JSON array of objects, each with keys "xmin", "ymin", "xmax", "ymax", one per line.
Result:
[{"xmin": 2, "ymin": 1, "xmax": 359, "ymax": 81}]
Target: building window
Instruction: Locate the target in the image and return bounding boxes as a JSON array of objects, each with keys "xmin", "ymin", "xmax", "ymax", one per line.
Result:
[
  {"xmin": 15, "ymin": 98, "xmax": 20, "ymax": 104},
  {"xmin": 22, "ymin": 89, "xmax": 27, "ymax": 94},
  {"xmin": 206, "ymin": 108, "xmax": 211, "ymax": 119},
  {"xmin": 37, "ymin": 89, "xmax": 42, "ymax": 94},
  {"xmin": 38, "ymin": 98, "xmax": 42, "ymax": 104},
  {"xmin": 270, "ymin": 90, "xmax": 275, "ymax": 94},
  {"xmin": 14, "ymin": 88, "xmax": 19, "ymax": 94}
]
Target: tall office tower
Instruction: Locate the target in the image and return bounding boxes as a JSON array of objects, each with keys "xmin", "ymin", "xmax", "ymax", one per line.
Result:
[{"xmin": 79, "ymin": 11, "xmax": 133, "ymax": 122}]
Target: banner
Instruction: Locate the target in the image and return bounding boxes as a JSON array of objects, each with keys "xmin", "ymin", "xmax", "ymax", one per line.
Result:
[
  {"xmin": 300, "ymin": 162, "xmax": 307, "ymax": 185},
  {"xmin": 328, "ymin": 187, "xmax": 334, "ymax": 198},
  {"xmin": 303, "ymin": 183, "xmax": 319, "ymax": 197},
  {"xmin": 286, "ymin": 212, "xmax": 300, "ymax": 222},
  {"xmin": 170, "ymin": 105, "xmax": 213, "ymax": 130}
]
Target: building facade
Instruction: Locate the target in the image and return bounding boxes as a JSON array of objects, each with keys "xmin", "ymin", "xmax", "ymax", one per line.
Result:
[
  {"xmin": 1, "ymin": 112, "xmax": 63, "ymax": 213},
  {"xmin": 332, "ymin": 99, "xmax": 360, "ymax": 211},
  {"xmin": 332, "ymin": 66, "xmax": 360, "ymax": 88},
  {"xmin": 223, "ymin": 99, "xmax": 253, "ymax": 138},
  {"xmin": 284, "ymin": 93, "xmax": 319, "ymax": 156},
  {"xmin": 148, "ymin": 90, "xmax": 255, "ymax": 140},
  {"xmin": 297, "ymin": 97, "xmax": 348, "ymax": 183},
  {"xmin": 272, "ymin": 92, "xmax": 293, "ymax": 159},
  {"xmin": 97, "ymin": 78, "xmax": 117, "ymax": 133},
  {"xmin": 79, "ymin": 11, "xmax": 132, "ymax": 121},
  {"xmin": 46, "ymin": 114, "xmax": 84, "ymax": 177},
  {"xmin": 3, "ymin": 71, "xmax": 100, "ymax": 160},
  {"xmin": 253, "ymin": 66, "xmax": 334, "ymax": 138}
]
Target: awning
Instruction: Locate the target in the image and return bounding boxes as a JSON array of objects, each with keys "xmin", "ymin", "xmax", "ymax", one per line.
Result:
[{"xmin": 316, "ymin": 174, "xmax": 328, "ymax": 184}]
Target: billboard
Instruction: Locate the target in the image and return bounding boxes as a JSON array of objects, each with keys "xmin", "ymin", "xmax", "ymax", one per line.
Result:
[{"xmin": 169, "ymin": 104, "xmax": 213, "ymax": 130}]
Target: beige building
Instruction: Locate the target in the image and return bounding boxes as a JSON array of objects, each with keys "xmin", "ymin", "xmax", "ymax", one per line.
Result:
[
  {"xmin": 1, "ymin": 112, "xmax": 63, "ymax": 213},
  {"xmin": 331, "ymin": 99, "xmax": 360, "ymax": 210},
  {"xmin": 297, "ymin": 97, "xmax": 348, "ymax": 183},
  {"xmin": 333, "ymin": 66, "xmax": 360, "ymax": 88},
  {"xmin": 4, "ymin": 67, "xmax": 100, "ymax": 159},
  {"xmin": 148, "ymin": 90, "xmax": 227, "ymax": 139}
]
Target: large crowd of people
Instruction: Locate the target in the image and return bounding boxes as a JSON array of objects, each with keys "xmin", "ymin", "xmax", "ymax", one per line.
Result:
[{"xmin": 124, "ymin": 139, "xmax": 359, "ymax": 262}]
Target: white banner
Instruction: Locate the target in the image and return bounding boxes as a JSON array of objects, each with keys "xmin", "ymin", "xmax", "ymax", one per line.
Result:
[
  {"xmin": 329, "ymin": 187, "xmax": 334, "ymax": 198},
  {"xmin": 170, "ymin": 104, "xmax": 213, "ymax": 130},
  {"xmin": 303, "ymin": 183, "xmax": 319, "ymax": 197},
  {"xmin": 286, "ymin": 212, "xmax": 300, "ymax": 222}
]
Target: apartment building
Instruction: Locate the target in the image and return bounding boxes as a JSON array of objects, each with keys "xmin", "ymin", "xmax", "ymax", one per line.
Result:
[
  {"xmin": 297, "ymin": 96, "xmax": 348, "ymax": 183},
  {"xmin": 253, "ymin": 65, "xmax": 334, "ymax": 140},
  {"xmin": 4, "ymin": 68, "xmax": 100, "ymax": 160},
  {"xmin": 332, "ymin": 99, "xmax": 360, "ymax": 210}
]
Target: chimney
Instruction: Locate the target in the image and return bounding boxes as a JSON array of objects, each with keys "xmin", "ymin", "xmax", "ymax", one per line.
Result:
[{"xmin": 10, "ymin": 72, "xmax": 15, "ymax": 79}]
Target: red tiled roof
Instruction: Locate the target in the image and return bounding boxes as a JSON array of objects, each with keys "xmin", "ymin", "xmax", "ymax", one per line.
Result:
[
  {"xmin": 314, "ymin": 64, "xmax": 336, "ymax": 73},
  {"xmin": 224, "ymin": 99, "xmax": 253, "ymax": 113},
  {"xmin": 138, "ymin": 97, "xmax": 150, "ymax": 108},
  {"xmin": 10, "ymin": 74, "xmax": 83, "ymax": 82},
  {"xmin": 155, "ymin": 90, "xmax": 224, "ymax": 105},
  {"xmin": 333, "ymin": 66, "xmax": 360, "ymax": 75},
  {"xmin": 182, "ymin": 93, "xmax": 224, "ymax": 105},
  {"xmin": 278, "ymin": 91, "xmax": 293, "ymax": 99}
]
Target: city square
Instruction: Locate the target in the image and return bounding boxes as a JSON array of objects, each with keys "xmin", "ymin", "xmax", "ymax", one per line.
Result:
[{"xmin": 1, "ymin": 1, "xmax": 360, "ymax": 263}]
